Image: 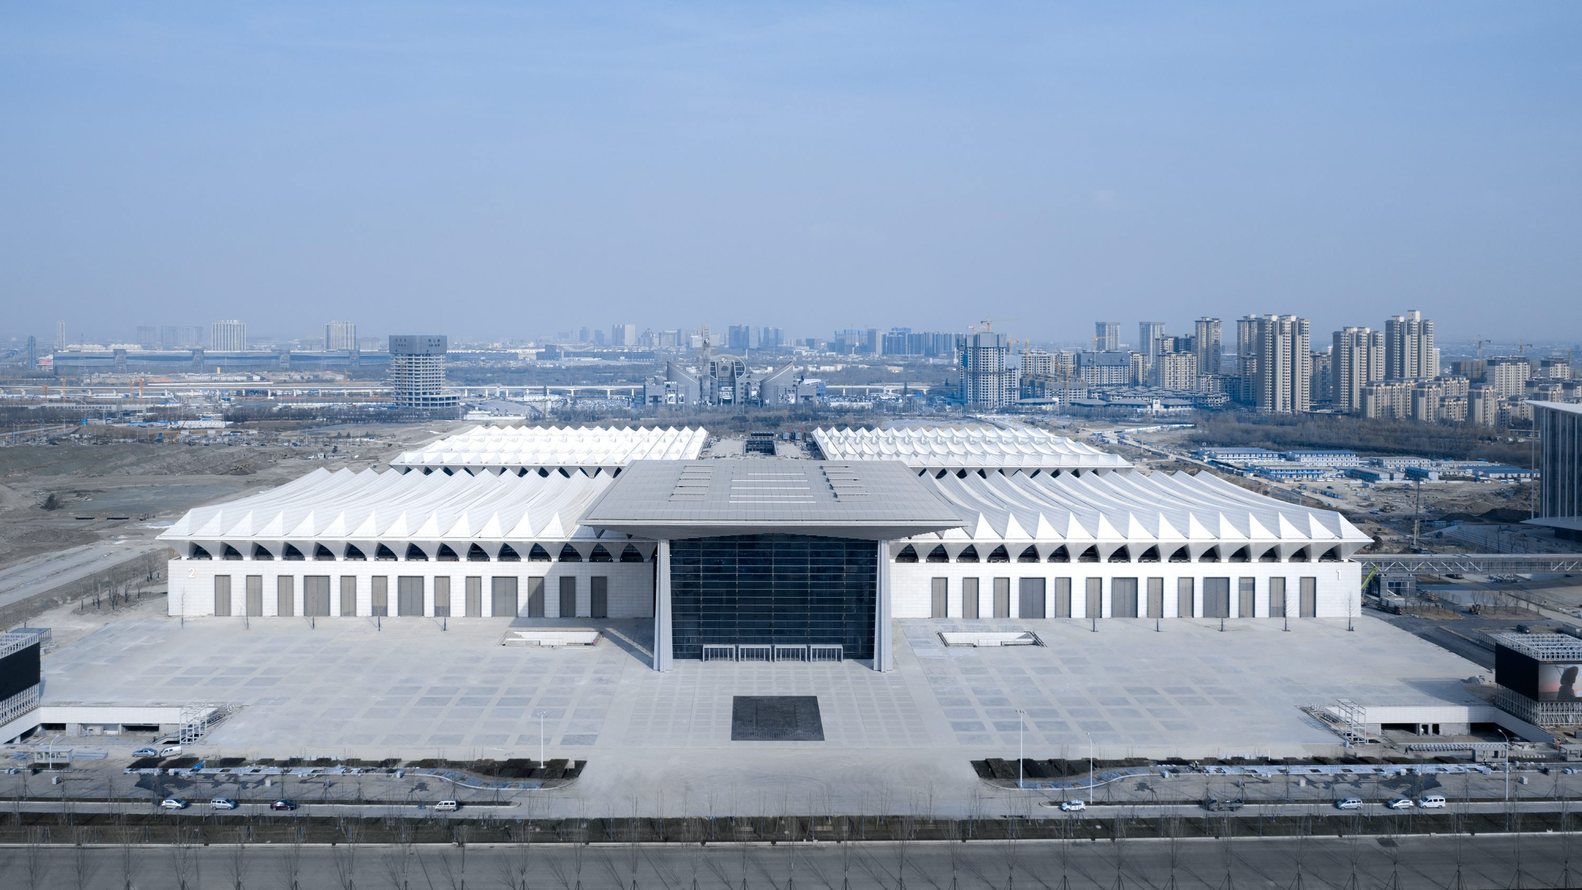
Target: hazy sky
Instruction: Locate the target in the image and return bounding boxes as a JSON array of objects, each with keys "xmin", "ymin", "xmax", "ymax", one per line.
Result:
[{"xmin": 3, "ymin": 2, "xmax": 1579, "ymax": 344}]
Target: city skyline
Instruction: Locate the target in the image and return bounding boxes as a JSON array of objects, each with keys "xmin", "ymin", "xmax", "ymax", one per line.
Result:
[{"xmin": 3, "ymin": 3, "xmax": 1579, "ymax": 340}]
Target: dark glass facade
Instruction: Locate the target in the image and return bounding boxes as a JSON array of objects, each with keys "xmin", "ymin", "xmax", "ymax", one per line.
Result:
[{"xmin": 670, "ymin": 534, "xmax": 877, "ymax": 660}]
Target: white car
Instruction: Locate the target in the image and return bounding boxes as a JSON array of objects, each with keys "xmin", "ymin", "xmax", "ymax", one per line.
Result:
[
  {"xmin": 210, "ymin": 798, "xmax": 239, "ymax": 810},
  {"xmin": 1335, "ymin": 797, "xmax": 1364, "ymax": 810},
  {"xmin": 159, "ymin": 798, "xmax": 188, "ymax": 810},
  {"xmin": 1059, "ymin": 799, "xmax": 1087, "ymax": 812},
  {"xmin": 158, "ymin": 746, "xmax": 183, "ymax": 758},
  {"xmin": 1385, "ymin": 798, "xmax": 1414, "ymax": 810}
]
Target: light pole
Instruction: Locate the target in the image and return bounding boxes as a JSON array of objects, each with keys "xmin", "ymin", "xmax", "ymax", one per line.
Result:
[
  {"xmin": 538, "ymin": 711, "xmax": 547, "ymax": 769},
  {"xmin": 1016, "ymin": 709, "xmax": 1026, "ymax": 790},
  {"xmin": 1087, "ymin": 731, "xmax": 1095, "ymax": 802},
  {"xmin": 1497, "ymin": 728, "xmax": 1514, "ymax": 820}
]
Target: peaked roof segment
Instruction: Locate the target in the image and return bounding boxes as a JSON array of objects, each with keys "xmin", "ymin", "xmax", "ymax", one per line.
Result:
[
  {"xmin": 812, "ymin": 425, "xmax": 1131, "ymax": 472},
  {"xmin": 911, "ymin": 469, "xmax": 1371, "ymax": 553},
  {"xmin": 160, "ymin": 468, "xmax": 619, "ymax": 545},
  {"xmin": 391, "ymin": 425, "xmax": 709, "ymax": 471}
]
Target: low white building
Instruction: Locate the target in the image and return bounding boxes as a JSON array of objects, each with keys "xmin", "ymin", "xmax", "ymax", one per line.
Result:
[{"xmin": 163, "ymin": 424, "xmax": 1373, "ymax": 671}]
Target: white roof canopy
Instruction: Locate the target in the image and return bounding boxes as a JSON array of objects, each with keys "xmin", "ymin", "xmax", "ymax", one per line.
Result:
[
  {"xmin": 909, "ymin": 470, "xmax": 1371, "ymax": 556},
  {"xmin": 391, "ymin": 424, "xmax": 708, "ymax": 471},
  {"xmin": 813, "ymin": 425, "xmax": 1130, "ymax": 472}
]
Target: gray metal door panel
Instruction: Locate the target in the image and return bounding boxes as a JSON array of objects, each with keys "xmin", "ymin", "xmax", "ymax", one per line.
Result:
[
  {"xmin": 1053, "ymin": 578, "xmax": 1072, "ymax": 618},
  {"xmin": 961, "ymin": 578, "xmax": 980, "ymax": 619},
  {"xmin": 1018, "ymin": 578, "xmax": 1046, "ymax": 618},
  {"xmin": 213, "ymin": 576, "xmax": 231, "ymax": 616},
  {"xmin": 491, "ymin": 577, "xmax": 518, "ymax": 617},
  {"xmin": 527, "ymin": 577, "xmax": 545, "ymax": 617},
  {"xmin": 1177, "ymin": 578, "xmax": 1194, "ymax": 617},
  {"xmin": 465, "ymin": 576, "xmax": 483, "ymax": 617},
  {"xmin": 340, "ymin": 576, "xmax": 357, "ymax": 616},
  {"xmin": 1299, "ymin": 576, "xmax": 1317, "ymax": 617},
  {"xmin": 931, "ymin": 578, "xmax": 949, "ymax": 618},
  {"xmin": 1085, "ymin": 578, "xmax": 1102, "ymax": 618},
  {"xmin": 993, "ymin": 577, "xmax": 1010, "ymax": 618},
  {"xmin": 433, "ymin": 577, "xmax": 451, "ymax": 617},
  {"xmin": 304, "ymin": 576, "xmax": 331, "ymax": 617},
  {"xmin": 1111, "ymin": 578, "xmax": 1139, "ymax": 618},
  {"xmin": 371, "ymin": 577, "xmax": 388, "ymax": 617},
  {"xmin": 559, "ymin": 576, "xmax": 577, "ymax": 617},
  {"xmin": 246, "ymin": 575, "xmax": 263, "ymax": 616},
  {"xmin": 1269, "ymin": 577, "xmax": 1286, "ymax": 618},
  {"xmin": 1204, "ymin": 578, "xmax": 1230, "ymax": 618},
  {"xmin": 591, "ymin": 576, "xmax": 608, "ymax": 619},
  {"xmin": 276, "ymin": 577, "xmax": 294, "ymax": 617},
  {"xmin": 1147, "ymin": 578, "xmax": 1165, "ymax": 618},
  {"xmin": 397, "ymin": 576, "xmax": 424, "ymax": 616},
  {"xmin": 1238, "ymin": 578, "xmax": 1256, "ymax": 617}
]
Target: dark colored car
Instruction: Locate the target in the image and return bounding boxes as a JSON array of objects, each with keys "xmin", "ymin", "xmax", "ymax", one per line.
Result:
[
  {"xmin": 1202, "ymin": 797, "xmax": 1245, "ymax": 812},
  {"xmin": 269, "ymin": 799, "xmax": 298, "ymax": 811}
]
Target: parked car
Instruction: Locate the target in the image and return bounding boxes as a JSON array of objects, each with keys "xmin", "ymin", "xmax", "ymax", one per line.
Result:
[
  {"xmin": 1418, "ymin": 795, "xmax": 1447, "ymax": 809},
  {"xmin": 210, "ymin": 798, "xmax": 239, "ymax": 810},
  {"xmin": 1335, "ymin": 797, "xmax": 1364, "ymax": 810},
  {"xmin": 132, "ymin": 747, "xmax": 159, "ymax": 759},
  {"xmin": 1059, "ymin": 799, "xmax": 1087, "ymax": 812},
  {"xmin": 1385, "ymin": 798, "xmax": 1415, "ymax": 810},
  {"xmin": 433, "ymin": 800, "xmax": 461, "ymax": 812},
  {"xmin": 1202, "ymin": 797, "xmax": 1246, "ymax": 812},
  {"xmin": 159, "ymin": 798, "xmax": 189, "ymax": 810},
  {"xmin": 269, "ymin": 799, "xmax": 298, "ymax": 811},
  {"xmin": 158, "ymin": 746, "xmax": 183, "ymax": 758}
]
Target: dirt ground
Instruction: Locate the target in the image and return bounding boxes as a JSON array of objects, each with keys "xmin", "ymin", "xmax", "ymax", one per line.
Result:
[{"xmin": 0, "ymin": 421, "xmax": 461, "ymax": 574}]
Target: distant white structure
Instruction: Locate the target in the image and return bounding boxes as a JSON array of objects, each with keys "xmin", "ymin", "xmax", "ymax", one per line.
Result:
[
  {"xmin": 325, "ymin": 320, "xmax": 357, "ymax": 352},
  {"xmin": 388, "ymin": 334, "xmax": 458, "ymax": 411},
  {"xmin": 211, "ymin": 319, "xmax": 247, "ymax": 352}
]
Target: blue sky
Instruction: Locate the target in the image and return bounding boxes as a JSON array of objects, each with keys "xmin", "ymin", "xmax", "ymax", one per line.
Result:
[{"xmin": 2, "ymin": 2, "xmax": 1578, "ymax": 344}]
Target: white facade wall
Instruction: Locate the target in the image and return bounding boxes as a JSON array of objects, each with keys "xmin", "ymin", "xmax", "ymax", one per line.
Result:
[
  {"xmin": 168, "ymin": 558, "xmax": 653, "ymax": 620},
  {"xmin": 889, "ymin": 561, "xmax": 1360, "ymax": 620}
]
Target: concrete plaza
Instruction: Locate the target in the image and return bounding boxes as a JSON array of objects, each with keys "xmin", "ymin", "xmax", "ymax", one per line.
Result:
[{"xmin": 35, "ymin": 612, "xmax": 1485, "ymax": 815}]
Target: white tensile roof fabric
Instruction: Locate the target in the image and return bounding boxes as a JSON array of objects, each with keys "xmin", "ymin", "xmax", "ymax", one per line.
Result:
[
  {"xmin": 812, "ymin": 425, "xmax": 1131, "ymax": 471},
  {"xmin": 160, "ymin": 467, "xmax": 617, "ymax": 544},
  {"xmin": 911, "ymin": 470, "xmax": 1370, "ymax": 551},
  {"xmin": 391, "ymin": 425, "xmax": 708, "ymax": 470}
]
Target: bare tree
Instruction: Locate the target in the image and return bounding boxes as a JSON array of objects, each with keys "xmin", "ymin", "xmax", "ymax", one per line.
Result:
[
  {"xmin": 381, "ymin": 818, "xmax": 417, "ymax": 889},
  {"xmin": 280, "ymin": 824, "xmax": 305, "ymax": 890},
  {"xmin": 72, "ymin": 825, "xmax": 96, "ymax": 890},
  {"xmin": 25, "ymin": 825, "xmax": 50, "ymax": 889},
  {"xmin": 171, "ymin": 825, "xmax": 197, "ymax": 890},
  {"xmin": 228, "ymin": 824, "xmax": 250, "ymax": 890},
  {"xmin": 332, "ymin": 818, "xmax": 360, "ymax": 890}
]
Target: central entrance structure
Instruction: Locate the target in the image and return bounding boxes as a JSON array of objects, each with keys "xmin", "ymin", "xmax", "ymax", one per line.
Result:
[{"xmin": 582, "ymin": 459, "xmax": 965, "ymax": 671}]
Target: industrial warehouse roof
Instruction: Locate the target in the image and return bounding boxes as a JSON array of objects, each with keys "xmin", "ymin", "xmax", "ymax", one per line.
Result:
[
  {"xmin": 390, "ymin": 424, "xmax": 708, "ymax": 472},
  {"xmin": 812, "ymin": 424, "xmax": 1131, "ymax": 472},
  {"xmin": 159, "ymin": 467, "xmax": 622, "ymax": 545},
  {"xmin": 911, "ymin": 469, "xmax": 1371, "ymax": 556},
  {"xmin": 580, "ymin": 459, "xmax": 968, "ymax": 540},
  {"xmin": 1531, "ymin": 401, "xmax": 1582, "ymax": 416}
]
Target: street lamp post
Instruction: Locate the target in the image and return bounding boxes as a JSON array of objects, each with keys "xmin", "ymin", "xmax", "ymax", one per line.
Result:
[
  {"xmin": 1016, "ymin": 709, "xmax": 1026, "ymax": 790},
  {"xmin": 1087, "ymin": 732, "xmax": 1095, "ymax": 802}
]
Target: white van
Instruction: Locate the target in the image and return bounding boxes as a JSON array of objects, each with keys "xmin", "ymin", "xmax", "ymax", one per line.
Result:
[
  {"xmin": 433, "ymin": 800, "xmax": 460, "ymax": 812},
  {"xmin": 1417, "ymin": 795, "xmax": 1447, "ymax": 809},
  {"xmin": 159, "ymin": 746, "xmax": 183, "ymax": 758}
]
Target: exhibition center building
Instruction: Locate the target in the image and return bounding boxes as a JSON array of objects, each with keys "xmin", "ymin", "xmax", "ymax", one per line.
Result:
[{"xmin": 162, "ymin": 423, "xmax": 1372, "ymax": 670}]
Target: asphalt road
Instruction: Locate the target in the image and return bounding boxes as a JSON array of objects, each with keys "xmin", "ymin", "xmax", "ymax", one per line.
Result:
[
  {"xmin": 0, "ymin": 833, "xmax": 1576, "ymax": 889},
  {"xmin": 0, "ymin": 540, "xmax": 158, "ymax": 609}
]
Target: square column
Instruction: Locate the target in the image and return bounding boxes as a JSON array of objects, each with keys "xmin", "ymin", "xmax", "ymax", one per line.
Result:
[
  {"xmin": 874, "ymin": 540, "xmax": 893, "ymax": 672},
  {"xmin": 653, "ymin": 539, "xmax": 673, "ymax": 671}
]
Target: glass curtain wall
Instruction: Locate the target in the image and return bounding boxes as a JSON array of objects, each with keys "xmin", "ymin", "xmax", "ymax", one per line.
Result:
[{"xmin": 669, "ymin": 534, "xmax": 877, "ymax": 660}]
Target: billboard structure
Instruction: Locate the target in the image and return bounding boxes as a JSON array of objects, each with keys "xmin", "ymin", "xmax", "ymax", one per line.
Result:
[{"xmin": 1494, "ymin": 633, "xmax": 1582, "ymax": 725}]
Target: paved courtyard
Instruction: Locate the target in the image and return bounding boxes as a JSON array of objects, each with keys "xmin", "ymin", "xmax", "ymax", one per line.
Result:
[{"xmin": 36, "ymin": 612, "xmax": 1485, "ymax": 815}]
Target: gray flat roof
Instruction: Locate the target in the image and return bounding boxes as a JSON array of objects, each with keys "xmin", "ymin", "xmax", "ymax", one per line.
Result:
[{"xmin": 581, "ymin": 459, "xmax": 967, "ymax": 540}]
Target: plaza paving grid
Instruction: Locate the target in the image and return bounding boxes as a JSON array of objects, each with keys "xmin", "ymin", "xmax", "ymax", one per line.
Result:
[
  {"xmin": 730, "ymin": 696, "xmax": 826, "ymax": 741},
  {"xmin": 38, "ymin": 614, "xmax": 1483, "ymax": 765}
]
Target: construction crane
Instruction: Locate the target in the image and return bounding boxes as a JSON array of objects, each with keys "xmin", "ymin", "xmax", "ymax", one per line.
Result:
[{"xmin": 1475, "ymin": 339, "xmax": 1490, "ymax": 360}]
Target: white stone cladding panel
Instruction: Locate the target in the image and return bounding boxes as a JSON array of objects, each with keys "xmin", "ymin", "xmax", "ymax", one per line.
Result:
[
  {"xmin": 888, "ymin": 562, "xmax": 1359, "ymax": 619},
  {"xmin": 168, "ymin": 560, "xmax": 653, "ymax": 619}
]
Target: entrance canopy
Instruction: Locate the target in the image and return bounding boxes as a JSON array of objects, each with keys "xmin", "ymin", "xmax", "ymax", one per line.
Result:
[{"xmin": 580, "ymin": 459, "xmax": 966, "ymax": 541}]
